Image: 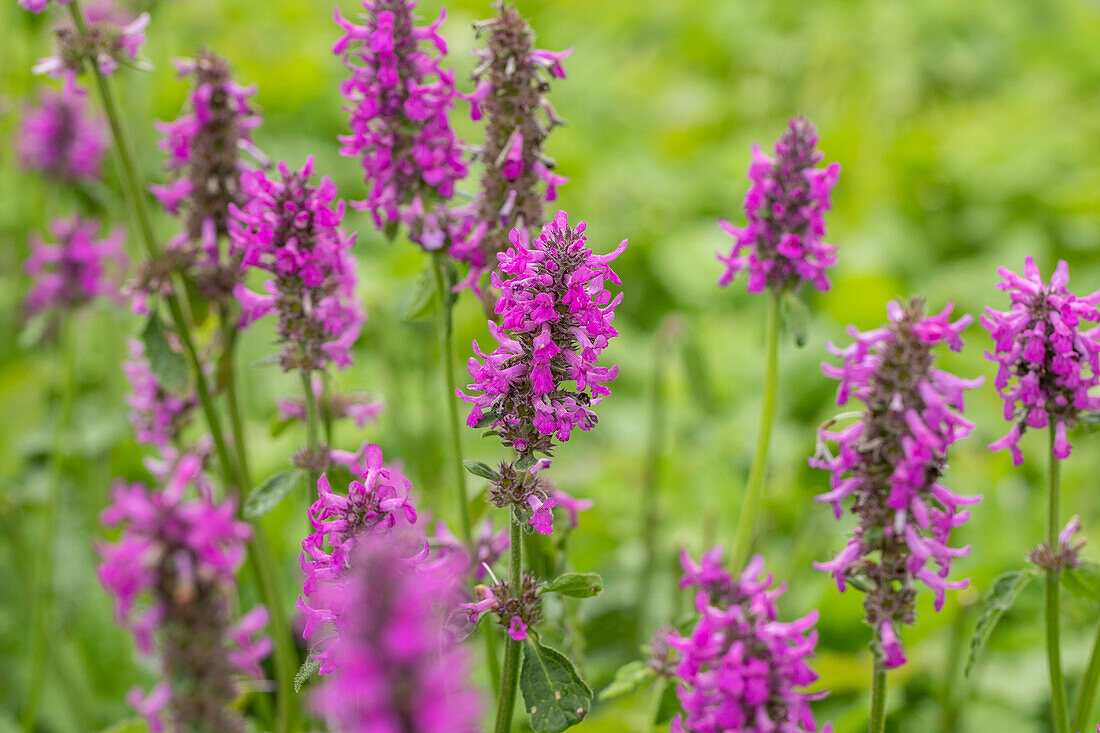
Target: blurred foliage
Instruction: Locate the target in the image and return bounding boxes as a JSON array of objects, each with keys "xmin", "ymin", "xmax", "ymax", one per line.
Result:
[{"xmin": 3, "ymin": 0, "xmax": 1100, "ymax": 731}]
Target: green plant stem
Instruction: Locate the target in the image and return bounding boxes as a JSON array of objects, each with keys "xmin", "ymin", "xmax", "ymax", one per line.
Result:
[
  {"xmin": 67, "ymin": 3, "xmax": 298, "ymax": 725},
  {"xmin": 1073, "ymin": 617, "xmax": 1100, "ymax": 731},
  {"xmin": 483, "ymin": 619, "xmax": 502, "ymax": 694},
  {"xmin": 300, "ymin": 368, "xmax": 322, "ymax": 488},
  {"xmin": 1046, "ymin": 426, "xmax": 1069, "ymax": 733},
  {"xmin": 869, "ymin": 659, "xmax": 887, "ymax": 733},
  {"xmin": 219, "ymin": 312, "xmax": 251, "ymax": 486},
  {"xmin": 494, "ymin": 512, "xmax": 524, "ymax": 733},
  {"xmin": 430, "ymin": 251, "xmax": 472, "ymax": 545},
  {"xmin": 21, "ymin": 316, "xmax": 76, "ymax": 732},
  {"xmin": 730, "ymin": 290, "xmax": 781, "ymax": 571}
]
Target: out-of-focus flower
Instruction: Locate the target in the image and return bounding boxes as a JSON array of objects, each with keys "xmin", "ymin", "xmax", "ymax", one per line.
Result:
[
  {"xmin": 122, "ymin": 338, "xmax": 195, "ymax": 448},
  {"xmin": 25, "ymin": 215, "xmax": 126, "ymax": 314},
  {"xmin": 276, "ymin": 373, "xmax": 383, "ymax": 429},
  {"xmin": 18, "ymin": 88, "xmax": 107, "ymax": 180},
  {"xmin": 34, "ymin": 10, "xmax": 150, "ymax": 89}
]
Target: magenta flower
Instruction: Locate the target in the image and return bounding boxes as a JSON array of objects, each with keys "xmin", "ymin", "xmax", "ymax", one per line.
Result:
[
  {"xmin": 718, "ymin": 117, "xmax": 840, "ymax": 295},
  {"xmin": 309, "ymin": 530, "xmax": 482, "ymax": 732},
  {"xmin": 458, "ymin": 572, "xmax": 543, "ymax": 640},
  {"xmin": 434, "ymin": 518, "xmax": 510, "ymax": 580},
  {"xmin": 298, "ymin": 443, "xmax": 418, "ymax": 672},
  {"xmin": 981, "ymin": 257, "xmax": 1100, "ymax": 465},
  {"xmin": 122, "ymin": 338, "xmax": 195, "ymax": 448},
  {"xmin": 18, "ymin": 88, "xmax": 106, "ymax": 181},
  {"xmin": 459, "ymin": 211, "xmax": 627, "ymax": 453},
  {"xmin": 230, "ymin": 157, "xmax": 364, "ymax": 372},
  {"xmin": 97, "ymin": 455, "xmax": 269, "ymax": 732},
  {"xmin": 811, "ymin": 299, "xmax": 982, "ymax": 668},
  {"xmin": 24, "ymin": 215, "xmax": 125, "ymax": 314},
  {"xmin": 333, "ymin": 0, "xmax": 467, "ymax": 249},
  {"xmin": 450, "ymin": 4, "xmax": 571, "ymax": 274},
  {"xmin": 34, "ymin": 11, "xmax": 150, "ymax": 89},
  {"xmin": 662, "ymin": 549, "xmax": 831, "ymax": 733}
]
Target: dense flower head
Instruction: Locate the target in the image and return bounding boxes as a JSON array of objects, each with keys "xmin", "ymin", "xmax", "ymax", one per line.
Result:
[
  {"xmin": 122, "ymin": 338, "xmax": 196, "ymax": 448},
  {"xmin": 663, "ymin": 549, "xmax": 830, "ymax": 733},
  {"xmin": 148, "ymin": 51, "xmax": 263, "ymax": 304},
  {"xmin": 230, "ymin": 157, "xmax": 364, "ymax": 371},
  {"xmin": 310, "ymin": 530, "xmax": 482, "ymax": 732},
  {"xmin": 277, "ymin": 373, "xmax": 384, "ymax": 429},
  {"xmin": 459, "ymin": 211, "xmax": 626, "ymax": 454},
  {"xmin": 981, "ymin": 257, "xmax": 1100, "ymax": 465},
  {"xmin": 450, "ymin": 2, "xmax": 571, "ymax": 272},
  {"xmin": 459, "ymin": 571, "xmax": 544, "ymax": 642},
  {"xmin": 34, "ymin": 10, "xmax": 150, "ymax": 89},
  {"xmin": 18, "ymin": 88, "xmax": 107, "ymax": 181},
  {"xmin": 811, "ymin": 298, "xmax": 982, "ymax": 668},
  {"xmin": 333, "ymin": 0, "xmax": 467, "ymax": 249},
  {"xmin": 97, "ymin": 456, "xmax": 269, "ymax": 732},
  {"xmin": 25, "ymin": 215, "xmax": 126, "ymax": 314},
  {"xmin": 299, "ymin": 443, "xmax": 418, "ymax": 671},
  {"xmin": 718, "ymin": 117, "xmax": 840, "ymax": 295},
  {"xmin": 1030, "ymin": 515, "xmax": 1087, "ymax": 572}
]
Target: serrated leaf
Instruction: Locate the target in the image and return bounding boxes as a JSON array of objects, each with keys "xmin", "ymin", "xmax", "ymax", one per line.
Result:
[
  {"xmin": 243, "ymin": 470, "xmax": 302, "ymax": 519},
  {"xmin": 141, "ymin": 311, "xmax": 188, "ymax": 393},
  {"xmin": 400, "ymin": 265, "xmax": 437, "ymax": 322},
  {"xmin": 474, "ymin": 412, "xmax": 501, "ymax": 429},
  {"xmin": 520, "ymin": 639, "xmax": 593, "ymax": 732},
  {"xmin": 1064, "ymin": 561, "xmax": 1100, "ymax": 604},
  {"xmin": 965, "ymin": 568, "xmax": 1036, "ymax": 677},
  {"xmin": 783, "ymin": 292, "xmax": 810, "ymax": 347},
  {"xmin": 516, "ymin": 453, "xmax": 537, "ymax": 471},
  {"xmin": 294, "ymin": 655, "xmax": 321, "ymax": 693},
  {"xmin": 463, "ymin": 460, "xmax": 499, "ymax": 481},
  {"xmin": 598, "ymin": 660, "xmax": 655, "ymax": 701},
  {"xmin": 544, "ymin": 572, "xmax": 603, "ymax": 599}
]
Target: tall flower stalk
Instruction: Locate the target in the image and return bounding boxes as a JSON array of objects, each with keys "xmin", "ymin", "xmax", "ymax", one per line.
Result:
[
  {"xmin": 812, "ymin": 299, "xmax": 981, "ymax": 732},
  {"xmin": 981, "ymin": 257, "xmax": 1100, "ymax": 733},
  {"xmin": 718, "ymin": 117, "xmax": 840, "ymax": 571}
]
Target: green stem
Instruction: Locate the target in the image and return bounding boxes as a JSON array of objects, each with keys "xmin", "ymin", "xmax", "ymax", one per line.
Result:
[
  {"xmin": 494, "ymin": 512, "xmax": 524, "ymax": 733},
  {"xmin": 300, "ymin": 368, "xmax": 321, "ymax": 490},
  {"xmin": 869, "ymin": 659, "xmax": 887, "ymax": 733},
  {"xmin": 483, "ymin": 619, "xmax": 502, "ymax": 694},
  {"xmin": 430, "ymin": 251, "xmax": 472, "ymax": 545},
  {"xmin": 1073, "ymin": 617, "xmax": 1100, "ymax": 731},
  {"xmin": 21, "ymin": 316, "xmax": 77, "ymax": 732},
  {"xmin": 219, "ymin": 313, "xmax": 250, "ymax": 486},
  {"xmin": 1046, "ymin": 426, "xmax": 1069, "ymax": 733},
  {"xmin": 66, "ymin": 4, "xmax": 298, "ymax": 725},
  {"xmin": 730, "ymin": 290, "xmax": 781, "ymax": 571},
  {"xmin": 645, "ymin": 677, "xmax": 668, "ymax": 732}
]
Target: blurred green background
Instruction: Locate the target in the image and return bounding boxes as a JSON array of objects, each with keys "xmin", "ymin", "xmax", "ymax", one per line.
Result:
[{"xmin": 4, "ymin": 0, "xmax": 1100, "ymax": 730}]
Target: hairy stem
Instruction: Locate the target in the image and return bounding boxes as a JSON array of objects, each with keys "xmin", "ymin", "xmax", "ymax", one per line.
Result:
[
  {"xmin": 21, "ymin": 316, "xmax": 76, "ymax": 732},
  {"xmin": 869, "ymin": 659, "xmax": 887, "ymax": 733},
  {"xmin": 494, "ymin": 511, "xmax": 524, "ymax": 733},
  {"xmin": 67, "ymin": 2, "xmax": 298, "ymax": 726},
  {"xmin": 730, "ymin": 290, "xmax": 781, "ymax": 571},
  {"xmin": 1046, "ymin": 426, "xmax": 1069, "ymax": 733},
  {"xmin": 430, "ymin": 251, "xmax": 472, "ymax": 545}
]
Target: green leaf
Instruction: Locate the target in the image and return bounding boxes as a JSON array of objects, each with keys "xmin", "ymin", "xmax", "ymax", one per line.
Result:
[
  {"xmin": 468, "ymin": 486, "xmax": 489, "ymax": 523},
  {"xmin": 463, "ymin": 460, "xmax": 499, "ymax": 482},
  {"xmin": 243, "ymin": 470, "xmax": 302, "ymax": 519},
  {"xmin": 383, "ymin": 219, "xmax": 400, "ymax": 242},
  {"xmin": 519, "ymin": 639, "xmax": 593, "ymax": 732},
  {"xmin": 97, "ymin": 720, "xmax": 151, "ymax": 733},
  {"xmin": 783, "ymin": 292, "xmax": 810, "ymax": 347},
  {"xmin": 269, "ymin": 414, "xmax": 295, "ymax": 439},
  {"xmin": 400, "ymin": 265, "xmax": 436, "ymax": 322},
  {"xmin": 598, "ymin": 660, "xmax": 655, "ymax": 701},
  {"xmin": 965, "ymin": 568, "xmax": 1037, "ymax": 677},
  {"xmin": 474, "ymin": 411, "xmax": 501, "ymax": 429},
  {"xmin": 294, "ymin": 655, "xmax": 321, "ymax": 693},
  {"xmin": 1064, "ymin": 561, "xmax": 1100, "ymax": 604},
  {"xmin": 516, "ymin": 453, "xmax": 537, "ymax": 471},
  {"xmin": 141, "ymin": 311, "xmax": 188, "ymax": 393},
  {"xmin": 544, "ymin": 572, "xmax": 603, "ymax": 599}
]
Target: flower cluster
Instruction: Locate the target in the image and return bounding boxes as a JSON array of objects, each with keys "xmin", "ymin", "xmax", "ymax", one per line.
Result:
[
  {"xmin": 149, "ymin": 51, "xmax": 263, "ymax": 304},
  {"xmin": 276, "ymin": 373, "xmax": 384, "ymax": 429},
  {"xmin": 25, "ymin": 215, "xmax": 125, "ymax": 315},
  {"xmin": 459, "ymin": 211, "xmax": 627, "ymax": 455},
  {"xmin": 460, "ymin": 572, "xmax": 544, "ymax": 642},
  {"xmin": 122, "ymin": 338, "xmax": 195, "ymax": 448},
  {"xmin": 981, "ymin": 257, "xmax": 1100, "ymax": 465},
  {"xmin": 718, "ymin": 117, "xmax": 840, "ymax": 295},
  {"xmin": 18, "ymin": 88, "xmax": 106, "ymax": 181},
  {"xmin": 451, "ymin": 3, "xmax": 571, "ymax": 271},
  {"xmin": 811, "ymin": 299, "xmax": 982, "ymax": 668},
  {"xmin": 1030, "ymin": 516, "xmax": 1087, "ymax": 572},
  {"xmin": 97, "ymin": 456, "xmax": 270, "ymax": 732},
  {"xmin": 298, "ymin": 443, "xmax": 418, "ymax": 672},
  {"xmin": 309, "ymin": 530, "xmax": 482, "ymax": 733},
  {"xmin": 34, "ymin": 10, "xmax": 150, "ymax": 89},
  {"xmin": 333, "ymin": 0, "xmax": 467, "ymax": 248},
  {"xmin": 230, "ymin": 157, "xmax": 364, "ymax": 371},
  {"xmin": 662, "ymin": 549, "xmax": 830, "ymax": 733}
]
